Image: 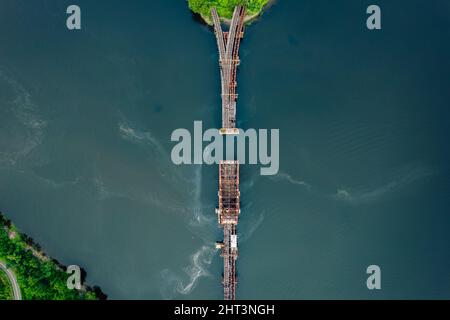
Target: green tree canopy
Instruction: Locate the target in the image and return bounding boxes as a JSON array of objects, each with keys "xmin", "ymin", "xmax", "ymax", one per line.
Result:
[
  {"xmin": 188, "ymin": 0, "xmax": 269, "ymax": 20},
  {"xmin": 0, "ymin": 212, "xmax": 102, "ymax": 300}
]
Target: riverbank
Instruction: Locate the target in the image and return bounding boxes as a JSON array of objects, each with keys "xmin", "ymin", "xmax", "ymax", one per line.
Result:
[
  {"xmin": 188, "ymin": 0, "xmax": 273, "ymax": 25},
  {"xmin": 0, "ymin": 212, "xmax": 106, "ymax": 300}
]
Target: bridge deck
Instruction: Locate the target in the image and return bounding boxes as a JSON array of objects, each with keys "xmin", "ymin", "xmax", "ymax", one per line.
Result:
[
  {"xmin": 212, "ymin": 5, "xmax": 245, "ymax": 301},
  {"xmin": 217, "ymin": 161, "xmax": 240, "ymax": 300},
  {"xmin": 211, "ymin": 6, "xmax": 246, "ymax": 133}
]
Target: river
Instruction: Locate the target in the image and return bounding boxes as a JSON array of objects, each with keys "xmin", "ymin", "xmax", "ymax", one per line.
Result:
[{"xmin": 0, "ymin": 0, "xmax": 449, "ymax": 299}]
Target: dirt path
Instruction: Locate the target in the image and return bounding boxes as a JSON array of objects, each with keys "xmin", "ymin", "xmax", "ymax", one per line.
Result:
[{"xmin": 0, "ymin": 261, "xmax": 22, "ymax": 300}]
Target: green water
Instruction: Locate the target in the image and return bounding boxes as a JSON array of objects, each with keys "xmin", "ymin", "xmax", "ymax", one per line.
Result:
[{"xmin": 0, "ymin": 0, "xmax": 449, "ymax": 299}]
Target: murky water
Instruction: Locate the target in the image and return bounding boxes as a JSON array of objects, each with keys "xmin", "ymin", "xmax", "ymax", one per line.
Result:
[{"xmin": 0, "ymin": 0, "xmax": 449, "ymax": 299}]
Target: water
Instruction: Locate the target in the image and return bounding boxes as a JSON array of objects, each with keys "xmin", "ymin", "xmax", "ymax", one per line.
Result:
[{"xmin": 0, "ymin": 0, "xmax": 449, "ymax": 299}]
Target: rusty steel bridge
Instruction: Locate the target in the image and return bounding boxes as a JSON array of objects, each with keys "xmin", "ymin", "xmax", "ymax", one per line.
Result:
[{"xmin": 211, "ymin": 5, "xmax": 246, "ymax": 300}]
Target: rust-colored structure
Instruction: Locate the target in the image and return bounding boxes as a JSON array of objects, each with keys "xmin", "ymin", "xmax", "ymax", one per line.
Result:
[
  {"xmin": 215, "ymin": 161, "xmax": 240, "ymax": 300},
  {"xmin": 211, "ymin": 6, "xmax": 246, "ymax": 135},
  {"xmin": 211, "ymin": 6, "xmax": 246, "ymax": 300}
]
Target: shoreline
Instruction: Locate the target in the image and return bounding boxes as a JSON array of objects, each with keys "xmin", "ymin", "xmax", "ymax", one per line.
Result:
[{"xmin": 0, "ymin": 212, "xmax": 107, "ymax": 300}]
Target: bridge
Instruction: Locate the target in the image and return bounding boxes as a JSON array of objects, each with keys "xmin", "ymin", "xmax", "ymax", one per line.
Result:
[
  {"xmin": 211, "ymin": 6, "xmax": 246, "ymax": 300},
  {"xmin": 211, "ymin": 6, "xmax": 246, "ymax": 135},
  {"xmin": 215, "ymin": 161, "xmax": 240, "ymax": 300}
]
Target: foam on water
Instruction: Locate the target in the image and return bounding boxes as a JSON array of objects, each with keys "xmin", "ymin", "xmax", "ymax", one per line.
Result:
[
  {"xmin": 159, "ymin": 245, "xmax": 217, "ymax": 298},
  {"xmin": 269, "ymin": 171, "xmax": 311, "ymax": 190},
  {"xmin": 0, "ymin": 69, "xmax": 47, "ymax": 168},
  {"xmin": 333, "ymin": 164, "xmax": 436, "ymax": 205}
]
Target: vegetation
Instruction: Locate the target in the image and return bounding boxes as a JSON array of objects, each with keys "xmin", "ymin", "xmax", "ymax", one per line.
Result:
[
  {"xmin": 0, "ymin": 270, "xmax": 13, "ymax": 300},
  {"xmin": 187, "ymin": 0, "xmax": 269, "ymax": 23},
  {"xmin": 0, "ymin": 212, "xmax": 105, "ymax": 300}
]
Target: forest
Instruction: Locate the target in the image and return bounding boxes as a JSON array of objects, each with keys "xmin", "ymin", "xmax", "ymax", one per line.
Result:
[
  {"xmin": 187, "ymin": 0, "xmax": 269, "ymax": 20},
  {"xmin": 0, "ymin": 270, "xmax": 13, "ymax": 299},
  {"xmin": 0, "ymin": 212, "xmax": 103, "ymax": 300}
]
